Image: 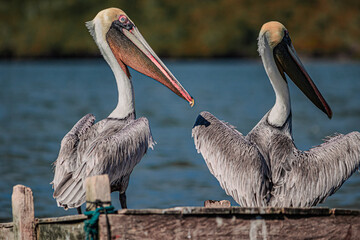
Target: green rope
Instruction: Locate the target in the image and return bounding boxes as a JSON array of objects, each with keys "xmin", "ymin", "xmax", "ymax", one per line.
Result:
[{"xmin": 84, "ymin": 200, "xmax": 116, "ymax": 240}]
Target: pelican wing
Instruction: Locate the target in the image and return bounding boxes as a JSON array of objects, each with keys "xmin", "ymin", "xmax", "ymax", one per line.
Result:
[
  {"xmin": 192, "ymin": 111, "xmax": 272, "ymax": 207},
  {"xmin": 51, "ymin": 114, "xmax": 95, "ymax": 190},
  {"xmin": 53, "ymin": 117, "xmax": 154, "ymax": 209},
  {"xmin": 270, "ymin": 131, "xmax": 360, "ymax": 207}
]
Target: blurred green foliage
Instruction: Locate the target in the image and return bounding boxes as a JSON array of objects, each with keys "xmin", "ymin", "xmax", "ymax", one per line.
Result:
[{"xmin": 1, "ymin": 0, "xmax": 360, "ymax": 58}]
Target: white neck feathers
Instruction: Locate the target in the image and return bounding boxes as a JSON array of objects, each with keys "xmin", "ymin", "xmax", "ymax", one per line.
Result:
[
  {"xmin": 258, "ymin": 35, "xmax": 290, "ymax": 127},
  {"xmin": 86, "ymin": 19, "xmax": 135, "ymax": 119}
]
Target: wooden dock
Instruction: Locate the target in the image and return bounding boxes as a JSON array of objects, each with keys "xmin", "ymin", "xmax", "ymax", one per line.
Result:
[{"xmin": 1, "ymin": 175, "xmax": 360, "ymax": 239}]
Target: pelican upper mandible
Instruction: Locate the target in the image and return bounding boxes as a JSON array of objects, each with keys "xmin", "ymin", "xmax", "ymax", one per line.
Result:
[
  {"xmin": 51, "ymin": 8, "xmax": 194, "ymax": 212},
  {"xmin": 192, "ymin": 21, "xmax": 360, "ymax": 207}
]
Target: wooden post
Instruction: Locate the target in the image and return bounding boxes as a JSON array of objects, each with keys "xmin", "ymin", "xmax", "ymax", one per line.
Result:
[
  {"xmin": 12, "ymin": 185, "xmax": 35, "ymax": 240},
  {"xmin": 85, "ymin": 174, "xmax": 111, "ymax": 211}
]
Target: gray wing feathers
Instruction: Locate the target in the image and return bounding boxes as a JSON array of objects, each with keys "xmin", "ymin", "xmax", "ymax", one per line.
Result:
[
  {"xmin": 82, "ymin": 117, "xmax": 154, "ymax": 185},
  {"xmin": 192, "ymin": 111, "xmax": 271, "ymax": 207},
  {"xmin": 52, "ymin": 114, "xmax": 95, "ymax": 191},
  {"xmin": 54, "ymin": 117, "xmax": 154, "ymax": 209},
  {"xmin": 270, "ymin": 131, "xmax": 360, "ymax": 207},
  {"xmin": 53, "ymin": 174, "xmax": 85, "ymax": 209}
]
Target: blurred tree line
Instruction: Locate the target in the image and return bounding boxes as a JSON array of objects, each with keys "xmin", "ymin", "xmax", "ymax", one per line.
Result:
[{"xmin": 1, "ymin": 0, "xmax": 359, "ymax": 58}]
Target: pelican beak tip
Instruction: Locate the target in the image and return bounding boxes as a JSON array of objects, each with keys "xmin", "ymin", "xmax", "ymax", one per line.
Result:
[
  {"xmin": 328, "ymin": 110, "xmax": 333, "ymax": 119},
  {"xmin": 189, "ymin": 98, "xmax": 195, "ymax": 107}
]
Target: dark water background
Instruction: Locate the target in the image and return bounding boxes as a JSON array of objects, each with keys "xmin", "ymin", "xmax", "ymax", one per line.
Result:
[{"xmin": 0, "ymin": 59, "xmax": 359, "ymax": 221}]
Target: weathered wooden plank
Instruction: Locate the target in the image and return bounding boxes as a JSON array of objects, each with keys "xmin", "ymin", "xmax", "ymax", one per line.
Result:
[
  {"xmin": 35, "ymin": 215, "xmax": 87, "ymax": 240},
  {"xmin": 36, "ymin": 221, "xmax": 85, "ymax": 240},
  {"xmin": 37, "ymin": 215, "xmax": 87, "ymax": 224},
  {"xmin": 116, "ymin": 206, "xmax": 360, "ymax": 216},
  {"xmin": 332, "ymin": 208, "xmax": 360, "ymax": 215},
  {"xmin": 99, "ymin": 207, "xmax": 360, "ymax": 240},
  {"xmin": 2, "ymin": 201, "xmax": 360, "ymax": 240},
  {"xmin": 85, "ymin": 174, "xmax": 111, "ymax": 211},
  {"xmin": 2, "ymin": 216, "xmax": 87, "ymax": 240},
  {"xmin": 12, "ymin": 185, "xmax": 35, "ymax": 240}
]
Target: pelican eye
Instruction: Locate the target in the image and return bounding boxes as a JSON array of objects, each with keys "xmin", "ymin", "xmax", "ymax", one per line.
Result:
[
  {"xmin": 117, "ymin": 15, "xmax": 133, "ymax": 31},
  {"xmin": 284, "ymin": 30, "xmax": 289, "ymax": 37},
  {"xmin": 284, "ymin": 30, "xmax": 291, "ymax": 44},
  {"xmin": 119, "ymin": 15, "xmax": 128, "ymax": 23}
]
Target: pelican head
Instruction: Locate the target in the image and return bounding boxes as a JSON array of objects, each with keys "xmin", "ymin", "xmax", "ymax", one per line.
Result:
[
  {"xmin": 258, "ymin": 21, "xmax": 332, "ymax": 118},
  {"xmin": 86, "ymin": 8, "xmax": 194, "ymax": 106}
]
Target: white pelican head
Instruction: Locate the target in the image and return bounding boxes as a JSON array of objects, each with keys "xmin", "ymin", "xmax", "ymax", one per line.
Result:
[
  {"xmin": 86, "ymin": 8, "xmax": 194, "ymax": 106},
  {"xmin": 258, "ymin": 21, "xmax": 332, "ymax": 119}
]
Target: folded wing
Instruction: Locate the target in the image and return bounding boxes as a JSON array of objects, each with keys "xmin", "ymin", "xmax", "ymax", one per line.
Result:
[
  {"xmin": 53, "ymin": 117, "xmax": 154, "ymax": 209},
  {"xmin": 51, "ymin": 114, "xmax": 95, "ymax": 192}
]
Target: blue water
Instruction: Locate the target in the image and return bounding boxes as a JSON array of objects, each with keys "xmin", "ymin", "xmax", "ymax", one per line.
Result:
[{"xmin": 0, "ymin": 59, "xmax": 359, "ymax": 221}]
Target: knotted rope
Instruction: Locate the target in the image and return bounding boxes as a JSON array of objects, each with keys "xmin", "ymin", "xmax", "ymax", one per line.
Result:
[{"xmin": 84, "ymin": 200, "xmax": 116, "ymax": 240}]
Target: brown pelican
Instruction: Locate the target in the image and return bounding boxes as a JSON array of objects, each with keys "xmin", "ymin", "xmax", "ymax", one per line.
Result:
[
  {"xmin": 51, "ymin": 8, "xmax": 194, "ymax": 212},
  {"xmin": 192, "ymin": 21, "xmax": 360, "ymax": 207}
]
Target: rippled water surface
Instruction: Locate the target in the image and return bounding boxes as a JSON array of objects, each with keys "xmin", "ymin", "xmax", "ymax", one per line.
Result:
[{"xmin": 1, "ymin": 59, "xmax": 359, "ymax": 221}]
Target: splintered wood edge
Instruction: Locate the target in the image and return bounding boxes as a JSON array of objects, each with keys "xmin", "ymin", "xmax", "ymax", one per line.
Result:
[
  {"xmin": 0, "ymin": 223, "xmax": 13, "ymax": 228},
  {"xmin": 36, "ymin": 215, "xmax": 88, "ymax": 224},
  {"xmin": 204, "ymin": 200, "xmax": 231, "ymax": 208}
]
